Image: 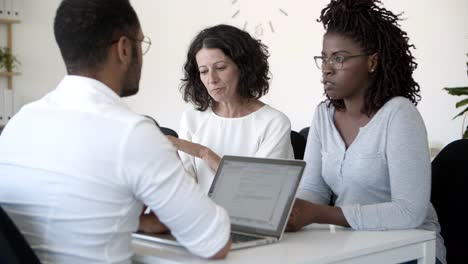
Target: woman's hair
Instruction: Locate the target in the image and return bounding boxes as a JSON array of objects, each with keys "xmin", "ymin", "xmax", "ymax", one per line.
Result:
[
  {"xmin": 319, "ymin": 0, "xmax": 420, "ymax": 115},
  {"xmin": 180, "ymin": 24, "xmax": 270, "ymax": 111}
]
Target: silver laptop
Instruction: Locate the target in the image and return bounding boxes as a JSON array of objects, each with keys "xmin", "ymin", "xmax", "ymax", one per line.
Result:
[{"xmin": 133, "ymin": 155, "xmax": 305, "ymax": 250}]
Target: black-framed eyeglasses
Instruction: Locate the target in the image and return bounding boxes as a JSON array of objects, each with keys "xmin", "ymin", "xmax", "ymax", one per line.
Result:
[
  {"xmin": 313, "ymin": 54, "xmax": 369, "ymax": 70},
  {"xmin": 111, "ymin": 35, "xmax": 152, "ymax": 55}
]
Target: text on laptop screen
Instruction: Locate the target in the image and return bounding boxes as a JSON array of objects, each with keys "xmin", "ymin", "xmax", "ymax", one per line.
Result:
[{"xmin": 210, "ymin": 160, "xmax": 303, "ymax": 232}]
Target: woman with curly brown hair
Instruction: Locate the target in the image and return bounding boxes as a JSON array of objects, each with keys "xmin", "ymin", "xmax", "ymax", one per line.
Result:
[
  {"xmin": 286, "ymin": 1, "xmax": 445, "ymax": 263},
  {"xmin": 170, "ymin": 24, "xmax": 294, "ymax": 193}
]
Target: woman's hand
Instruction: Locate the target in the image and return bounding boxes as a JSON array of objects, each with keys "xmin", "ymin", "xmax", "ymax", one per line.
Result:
[
  {"xmin": 286, "ymin": 199, "xmax": 315, "ymax": 232},
  {"xmin": 167, "ymin": 136, "xmax": 221, "ymax": 172}
]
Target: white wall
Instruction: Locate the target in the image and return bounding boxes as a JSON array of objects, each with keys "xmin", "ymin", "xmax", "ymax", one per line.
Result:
[
  {"xmin": 0, "ymin": 0, "xmax": 65, "ymax": 120},
  {"xmin": 4, "ymin": 0, "xmax": 468, "ymax": 149}
]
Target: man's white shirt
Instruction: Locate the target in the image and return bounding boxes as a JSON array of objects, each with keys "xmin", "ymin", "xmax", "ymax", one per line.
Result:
[{"xmin": 0, "ymin": 76, "xmax": 230, "ymax": 263}]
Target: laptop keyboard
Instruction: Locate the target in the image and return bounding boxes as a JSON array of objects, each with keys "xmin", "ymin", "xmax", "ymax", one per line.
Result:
[{"xmin": 231, "ymin": 233, "xmax": 263, "ymax": 243}]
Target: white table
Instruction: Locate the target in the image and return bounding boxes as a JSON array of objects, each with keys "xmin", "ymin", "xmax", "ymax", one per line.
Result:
[{"xmin": 132, "ymin": 224, "xmax": 436, "ymax": 264}]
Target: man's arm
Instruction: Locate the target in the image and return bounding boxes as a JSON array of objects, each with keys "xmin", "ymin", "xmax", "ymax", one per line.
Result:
[
  {"xmin": 138, "ymin": 209, "xmax": 168, "ymax": 234},
  {"xmin": 123, "ymin": 120, "xmax": 231, "ymax": 258},
  {"xmin": 209, "ymin": 240, "xmax": 231, "ymax": 259}
]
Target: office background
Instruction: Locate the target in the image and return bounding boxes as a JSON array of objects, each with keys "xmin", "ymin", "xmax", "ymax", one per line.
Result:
[{"xmin": 0, "ymin": 0, "xmax": 467, "ymax": 149}]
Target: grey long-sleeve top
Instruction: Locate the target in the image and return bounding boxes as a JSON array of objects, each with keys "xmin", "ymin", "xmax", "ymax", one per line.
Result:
[{"xmin": 297, "ymin": 97, "xmax": 446, "ymax": 263}]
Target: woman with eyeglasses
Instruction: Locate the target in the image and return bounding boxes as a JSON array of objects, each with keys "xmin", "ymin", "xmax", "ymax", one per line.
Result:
[
  {"xmin": 286, "ymin": 1, "xmax": 445, "ymax": 263},
  {"xmin": 168, "ymin": 24, "xmax": 294, "ymax": 193}
]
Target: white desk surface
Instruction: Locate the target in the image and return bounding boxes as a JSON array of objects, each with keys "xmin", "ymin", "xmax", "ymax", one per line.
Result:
[{"xmin": 132, "ymin": 224, "xmax": 436, "ymax": 264}]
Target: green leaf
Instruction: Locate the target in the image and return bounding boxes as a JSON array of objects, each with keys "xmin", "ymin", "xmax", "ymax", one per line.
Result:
[
  {"xmin": 444, "ymin": 87, "xmax": 468, "ymax": 96},
  {"xmin": 0, "ymin": 47, "xmax": 19, "ymax": 72},
  {"xmin": 453, "ymin": 106, "xmax": 468, "ymax": 119},
  {"xmin": 456, "ymin": 98, "xmax": 468, "ymax": 108}
]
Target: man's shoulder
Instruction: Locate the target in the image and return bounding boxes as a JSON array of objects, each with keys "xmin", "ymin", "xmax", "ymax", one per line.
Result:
[{"xmin": 103, "ymin": 106, "xmax": 146, "ymax": 124}]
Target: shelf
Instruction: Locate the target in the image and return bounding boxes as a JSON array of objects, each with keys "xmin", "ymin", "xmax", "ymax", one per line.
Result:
[
  {"xmin": 0, "ymin": 19, "xmax": 21, "ymax": 24},
  {"xmin": 0, "ymin": 72, "xmax": 21, "ymax": 77}
]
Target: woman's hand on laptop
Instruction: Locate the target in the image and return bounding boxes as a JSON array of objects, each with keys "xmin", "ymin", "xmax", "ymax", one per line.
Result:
[{"xmin": 138, "ymin": 209, "xmax": 169, "ymax": 234}]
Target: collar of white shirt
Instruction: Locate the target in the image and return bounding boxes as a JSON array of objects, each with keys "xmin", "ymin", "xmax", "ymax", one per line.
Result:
[{"xmin": 51, "ymin": 75, "xmax": 130, "ymax": 111}]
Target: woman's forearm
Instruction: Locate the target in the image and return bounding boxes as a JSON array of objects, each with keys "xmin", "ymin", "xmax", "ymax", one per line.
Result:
[
  {"xmin": 199, "ymin": 147, "xmax": 221, "ymax": 172},
  {"xmin": 168, "ymin": 136, "xmax": 221, "ymax": 172},
  {"xmin": 312, "ymin": 203, "xmax": 350, "ymax": 227},
  {"xmin": 287, "ymin": 199, "xmax": 350, "ymax": 232}
]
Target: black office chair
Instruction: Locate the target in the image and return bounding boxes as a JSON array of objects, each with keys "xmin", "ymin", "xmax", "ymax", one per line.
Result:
[
  {"xmin": 299, "ymin": 127, "xmax": 310, "ymax": 142},
  {"xmin": 431, "ymin": 139, "xmax": 468, "ymax": 264},
  {"xmin": 290, "ymin": 130, "xmax": 306, "ymax": 160},
  {"xmin": 159, "ymin": 127, "xmax": 178, "ymax": 138},
  {"xmin": 0, "ymin": 206, "xmax": 41, "ymax": 264},
  {"xmin": 142, "ymin": 115, "xmax": 178, "ymax": 138}
]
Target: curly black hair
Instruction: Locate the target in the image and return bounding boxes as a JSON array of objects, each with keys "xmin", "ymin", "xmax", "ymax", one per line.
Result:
[
  {"xmin": 180, "ymin": 24, "xmax": 270, "ymax": 111},
  {"xmin": 319, "ymin": 0, "xmax": 420, "ymax": 115}
]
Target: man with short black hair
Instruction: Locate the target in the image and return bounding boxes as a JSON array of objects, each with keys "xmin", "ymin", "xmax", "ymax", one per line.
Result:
[{"xmin": 0, "ymin": 0, "xmax": 231, "ymax": 262}]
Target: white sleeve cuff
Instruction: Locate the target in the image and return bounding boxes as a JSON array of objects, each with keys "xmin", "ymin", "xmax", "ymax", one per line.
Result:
[{"xmin": 182, "ymin": 206, "xmax": 231, "ymax": 258}]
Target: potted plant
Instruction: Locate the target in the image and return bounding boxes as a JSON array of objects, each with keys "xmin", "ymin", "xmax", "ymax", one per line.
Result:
[
  {"xmin": 444, "ymin": 53, "xmax": 468, "ymax": 139},
  {"xmin": 0, "ymin": 47, "xmax": 20, "ymax": 72}
]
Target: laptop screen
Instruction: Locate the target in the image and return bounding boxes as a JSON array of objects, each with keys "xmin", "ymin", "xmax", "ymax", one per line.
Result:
[{"xmin": 208, "ymin": 156, "xmax": 305, "ymax": 238}]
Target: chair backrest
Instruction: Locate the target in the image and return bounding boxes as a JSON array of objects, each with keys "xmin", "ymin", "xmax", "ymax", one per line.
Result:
[
  {"xmin": 431, "ymin": 139, "xmax": 468, "ymax": 263},
  {"xmin": 0, "ymin": 206, "xmax": 41, "ymax": 264},
  {"xmin": 290, "ymin": 130, "xmax": 306, "ymax": 160},
  {"xmin": 299, "ymin": 127, "xmax": 310, "ymax": 142},
  {"xmin": 142, "ymin": 115, "xmax": 178, "ymax": 138},
  {"xmin": 159, "ymin": 127, "xmax": 178, "ymax": 138}
]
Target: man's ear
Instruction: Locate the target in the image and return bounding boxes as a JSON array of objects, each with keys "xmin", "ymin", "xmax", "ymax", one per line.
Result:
[
  {"xmin": 115, "ymin": 36, "xmax": 132, "ymax": 67},
  {"xmin": 368, "ymin": 53, "xmax": 379, "ymax": 73}
]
